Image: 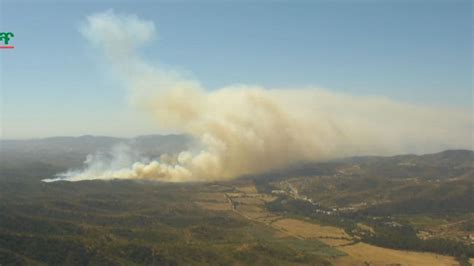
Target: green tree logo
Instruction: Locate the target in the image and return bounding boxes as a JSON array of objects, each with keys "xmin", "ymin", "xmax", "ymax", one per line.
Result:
[{"xmin": 0, "ymin": 32, "xmax": 14, "ymax": 45}]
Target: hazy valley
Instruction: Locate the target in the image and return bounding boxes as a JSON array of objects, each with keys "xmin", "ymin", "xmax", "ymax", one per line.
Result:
[{"xmin": 0, "ymin": 135, "xmax": 472, "ymax": 265}]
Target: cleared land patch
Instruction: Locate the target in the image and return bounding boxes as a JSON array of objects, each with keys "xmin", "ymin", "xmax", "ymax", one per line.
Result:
[{"xmin": 336, "ymin": 242, "xmax": 459, "ymax": 266}]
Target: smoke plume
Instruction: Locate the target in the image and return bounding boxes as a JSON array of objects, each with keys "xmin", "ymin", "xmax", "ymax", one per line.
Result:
[{"xmin": 44, "ymin": 10, "xmax": 472, "ymax": 182}]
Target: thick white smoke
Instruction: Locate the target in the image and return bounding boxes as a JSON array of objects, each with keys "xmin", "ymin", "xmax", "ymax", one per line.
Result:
[{"xmin": 44, "ymin": 10, "xmax": 473, "ymax": 182}]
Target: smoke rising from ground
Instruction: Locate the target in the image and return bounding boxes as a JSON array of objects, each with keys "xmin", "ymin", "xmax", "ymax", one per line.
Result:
[{"xmin": 45, "ymin": 10, "xmax": 472, "ymax": 182}]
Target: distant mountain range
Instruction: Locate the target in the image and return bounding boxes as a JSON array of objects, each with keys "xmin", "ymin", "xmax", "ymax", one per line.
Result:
[
  {"xmin": 337, "ymin": 149, "xmax": 474, "ymax": 180},
  {"xmin": 0, "ymin": 134, "xmax": 193, "ymax": 170},
  {"xmin": 1, "ymin": 134, "xmax": 192, "ymax": 155},
  {"xmin": 1, "ymin": 134, "xmax": 472, "ymax": 176}
]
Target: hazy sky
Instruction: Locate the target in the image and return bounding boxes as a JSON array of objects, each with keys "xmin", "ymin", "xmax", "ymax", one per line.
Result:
[{"xmin": 0, "ymin": 0, "xmax": 472, "ymax": 139}]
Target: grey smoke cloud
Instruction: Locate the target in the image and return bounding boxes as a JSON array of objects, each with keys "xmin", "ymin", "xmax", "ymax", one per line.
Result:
[{"xmin": 45, "ymin": 10, "xmax": 473, "ymax": 182}]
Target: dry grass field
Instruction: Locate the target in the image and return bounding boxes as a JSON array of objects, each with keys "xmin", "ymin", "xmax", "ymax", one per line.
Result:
[
  {"xmin": 195, "ymin": 201, "xmax": 232, "ymax": 211},
  {"xmin": 335, "ymin": 242, "xmax": 459, "ymax": 266},
  {"xmin": 194, "ymin": 192, "xmax": 232, "ymax": 211},
  {"xmin": 272, "ymin": 218, "xmax": 350, "ymax": 240}
]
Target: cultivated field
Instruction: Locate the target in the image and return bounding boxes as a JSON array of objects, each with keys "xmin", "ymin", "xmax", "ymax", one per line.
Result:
[
  {"xmin": 335, "ymin": 242, "xmax": 459, "ymax": 266},
  {"xmin": 195, "ymin": 181, "xmax": 463, "ymax": 266}
]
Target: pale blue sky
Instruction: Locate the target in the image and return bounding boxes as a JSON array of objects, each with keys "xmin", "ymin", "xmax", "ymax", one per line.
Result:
[{"xmin": 1, "ymin": 0, "xmax": 472, "ymax": 138}]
